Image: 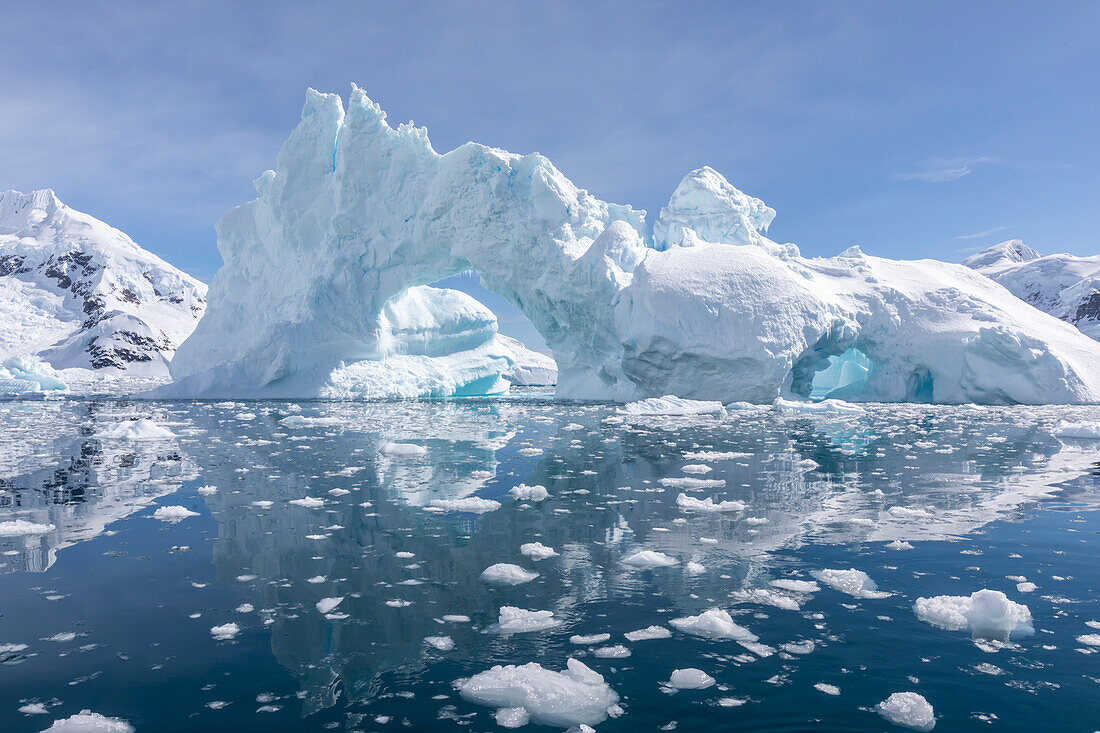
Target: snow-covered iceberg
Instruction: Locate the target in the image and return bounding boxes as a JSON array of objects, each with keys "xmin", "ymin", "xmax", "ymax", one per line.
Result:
[
  {"xmin": 166, "ymin": 87, "xmax": 1100, "ymax": 404},
  {"xmin": 964, "ymin": 240, "xmax": 1100, "ymax": 341},
  {"xmin": 0, "ymin": 188, "xmax": 207, "ymax": 375}
]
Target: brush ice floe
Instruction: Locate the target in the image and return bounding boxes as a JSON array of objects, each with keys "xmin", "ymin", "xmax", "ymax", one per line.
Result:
[
  {"xmin": 669, "ymin": 608, "xmax": 757, "ymax": 642},
  {"xmin": 480, "ymin": 563, "xmax": 539, "ymax": 586},
  {"xmin": 424, "ymin": 635, "xmax": 455, "ymax": 651},
  {"xmin": 520, "ymin": 542, "xmax": 559, "ymax": 560},
  {"xmin": 152, "ymin": 506, "xmax": 199, "ymax": 522},
  {"xmin": 675, "ymin": 493, "xmax": 745, "ymax": 513},
  {"xmin": 94, "ymin": 419, "xmax": 175, "ymax": 440},
  {"xmin": 39, "ymin": 710, "xmax": 135, "ymax": 732},
  {"xmin": 1053, "ymin": 421, "xmax": 1100, "ymax": 439},
  {"xmin": 811, "ymin": 569, "xmax": 891, "ymax": 599},
  {"xmin": 621, "ymin": 550, "xmax": 678, "ymax": 568},
  {"xmin": 624, "ymin": 626, "xmax": 671, "ymax": 642},
  {"xmin": 210, "ymin": 623, "xmax": 240, "ymax": 640},
  {"xmin": 510, "ymin": 483, "xmax": 549, "ymax": 501},
  {"xmin": 877, "ymin": 692, "xmax": 936, "ymax": 731},
  {"xmin": 455, "ymin": 658, "xmax": 620, "ymax": 728},
  {"xmin": 488, "ymin": 606, "xmax": 561, "ymax": 634},
  {"xmin": 165, "ymin": 88, "xmax": 1100, "ymax": 404},
  {"xmin": 913, "ymin": 589, "xmax": 1032, "ymax": 641},
  {"xmin": 620, "ymin": 396, "xmax": 726, "ymax": 417},
  {"xmin": 379, "ymin": 442, "xmax": 428, "ymax": 457},
  {"xmin": 426, "ymin": 497, "xmax": 501, "ymax": 514}
]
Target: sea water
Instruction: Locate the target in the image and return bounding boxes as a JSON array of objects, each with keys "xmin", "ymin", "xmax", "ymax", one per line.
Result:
[{"xmin": 0, "ymin": 398, "xmax": 1097, "ymax": 731}]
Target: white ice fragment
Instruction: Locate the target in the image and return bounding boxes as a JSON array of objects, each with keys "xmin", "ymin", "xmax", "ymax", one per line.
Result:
[
  {"xmin": 769, "ymin": 579, "xmax": 820, "ymax": 593},
  {"xmin": 675, "ymin": 493, "xmax": 744, "ymax": 513},
  {"xmin": 455, "ymin": 658, "xmax": 619, "ymax": 728},
  {"xmin": 210, "ymin": 623, "xmax": 240, "ymax": 640},
  {"xmin": 480, "ymin": 563, "xmax": 539, "ymax": 586},
  {"xmin": 570, "ymin": 633, "xmax": 611, "ymax": 645},
  {"xmin": 279, "ymin": 415, "xmax": 340, "ymax": 428},
  {"xmin": 509, "ymin": 484, "xmax": 549, "ymax": 501},
  {"xmin": 0, "ymin": 520, "xmax": 54, "ymax": 536},
  {"xmin": 660, "ymin": 477, "xmax": 726, "ymax": 490},
  {"xmin": 1053, "ymin": 421, "xmax": 1100, "ymax": 439},
  {"xmin": 316, "ymin": 597, "xmax": 344, "ymax": 614},
  {"xmin": 520, "ymin": 542, "xmax": 558, "ymax": 561},
  {"xmin": 488, "ymin": 607, "xmax": 561, "ymax": 634},
  {"xmin": 620, "ymin": 396, "xmax": 725, "ymax": 417},
  {"xmin": 773, "ymin": 398, "xmax": 865, "ymax": 415},
  {"xmin": 495, "ymin": 706, "xmax": 530, "ymax": 728},
  {"xmin": 288, "ymin": 497, "xmax": 324, "ymax": 508},
  {"xmin": 667, "ymin": 668, "xmax": 715, "ymax": 690},
  {"xmin": 94, "ymin": 419, "xmax": 175, "ymax": 440},
  {"xmin": 887, "ymin": 540, "xmax": 915, "ymax": 551},
  {"xmin": 877, "ymin": 692, "xmax": 935, "ymax": 731},
  {"xmin": 152, "ymin": 506, "xmax": 199, "ymax": 522},
  {"xmin": 681, "ymin": 464, "xmax": 713, "ymax": 474},
  {"xmin": 40, "ymin": 710, "xmax": 134, "ymax": 732},
  {"xmin": 380, "ymin": 442, "xmax": 427, "ymax": 457},
  {"xmin": 427, "ymin": 497, "xmax": 501, "ymax": 514},
  {"xmin": 425, "ymin": 635, "xmax": 455, "ymax": 651},
  {"xmin": 669, "ymin": 608, "xmax": 757, "ymax": 642},
  {"xmin": 814, "ymin": 683, "xmax": 840, "ymax": 696},
  {"xmin": 913, "ymin": 590, "xmax": 1032, "ymax": 641},
  {"xmin": 621, "ymin": 550, "xmax": 678, "ymax": 569},
  {"xmin": 624, "ymin": 626, "xmax": 671, "ymax": 642},
  {"xmin": 593, "ymin": 645, "xmax": 631, "ymax": 658},
  {"xmin": 811, "ymin": 569, "xmax": 891, "ymax": 599}
]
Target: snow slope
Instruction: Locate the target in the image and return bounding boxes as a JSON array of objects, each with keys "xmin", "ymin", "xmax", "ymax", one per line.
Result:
[
  {"xmin": 166, "ymin": 87, "xmax": 1100, "ymax": 404},
  {"xmin": 497, "ymin": 335, "xmax": 557, "ymax": 386},
  {"xmin": 0, "ymin": 189, "xmax": 207, "ymax": 375},
  {"xmin": 964, "ymin": 240, "xmax": 1100, "ymax": 341}
]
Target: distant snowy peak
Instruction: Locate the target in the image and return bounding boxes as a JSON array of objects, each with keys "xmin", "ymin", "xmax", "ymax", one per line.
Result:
[
  {"xmin": 0, "ymin": 189, "xmax": 207, "ymax": 374},
  {"xmin": 965, "ymin": 240, "xmax": 1100, "ymax": 340}
]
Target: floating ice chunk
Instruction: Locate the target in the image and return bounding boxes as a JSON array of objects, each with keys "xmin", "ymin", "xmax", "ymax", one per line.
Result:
[
  {"xmin": 913, "ymin": 590, "xmax": 1032, "ymax": 640},
  {"xmin": 288, "ymin": 497, "xmax": 324, "ymax": 508},
  {"xmin": 669, "ymin": 608, "xmax": 757, "ymax": 642},
  {"xmin": 0, "ymin": 519, "xmax": 54, "ymax": 536},
  {"xmin": 425, "ymin": 635, "xmax": 455, "ymax": 651},
  {"xmin": 495, "ymin": 707, "xmax": 530, "ymax": 728},
  {"xmin": 1076, "ymin": 634, "xmax": 1100, "ymax": 647},
  {"xmin": 380, "ymin": 441, "xmax": 427, "ymax": 457},
  {"xmin": 667, "ymin": 668, "xmax": 715, "ymax": 690},
  {"xmin": 685, "ymin": 561, "xmax": 706, "ymax": 575},
  {"xmin": 660, "ymin": 477, "xmax": 726, "ymax": 490},
  {"xmin": 681, "ymin": 464, "xmax": 713, "ymax": 475},
  {"xmin": 442, "ymin": 614, "xmax": 471, "ymax": 623},
  {"xmin": 622, "ymin": 550, "xmax": 679, "ymax": 569},
  {"xmin": 316, "ymin": 597, "xmax": 344, "ymax": 614},
  {"xmin": 620, "ymin": 396, "xmax": 725, "ymax": 417},
  {"xmin": 510, "ymin": 484, "xmax": 549, "ymax": 501},
  {"xmin": 814, "ymin": 682, "xmax": 840, "ymax": 695},
  {"xmin": 210, "ymin": 623, "xmax": 240, "ymax": 640},
  {"xmin": 427, "ymin": 497, "xmax": 501, "ymax": 513},
  {"xmin": 780, "ymin": 639, "xmax": 815, "ymax": 655},
  {"xmin": 40, "ymin": 710, "xmax": 134, "ymax": 732},
  {"xmin": 517, "ymin": 448, "xmax": 543, "ymax": 457},
  {"xmin": 152, "ymin": 506, "xmax": 199, "ymax": 522},
  {"xmin": 733, "ymin": 588, "xmax": 802, "ymax": 611},
  {"xmin": 455, "ymin": 658, "xmax": 619, "ymax": 728},
  {"xmin": 593, "ymin": 645, "xmax": 631, "ymax": 658},
  {"xmin": 774, "ymin": 398, "xmax": 865, "ymax": 415},
  {"xmin": 570, "ymin": 633, "xmax": 611, "ymax": 645},
  {"xmin": 19, "ymin": 702, "xmax": 48, "ymax": 714},
  {"xmin": 811, "ymin": 569, "xmax": 891, "ymax": 599},
  {"xmin": 683, "ymin": 450, "xmax": 752, "ymax": 461},
  {"xmin": 624, "ymin": 626, "xmax": 671, "ymax": 642},
  {"xmin": 520, "ymin": 542, "xmax": 559, "ymax": 561},
  {"xmin": 877, "ymin": 692, "xmax": 935, "ymax": 731},
  {"xmin": 280, "ymin": 415, "xmax": 341, "ymax": 428},
  {"xmin": 769, "ymin": 579, "xmax": 820, "ymax": 594},
  {"xmin": 1016, "ymin": 582, "xmax": 1037, "ymax": 593},
  {"xmin": 675, "ymin": 493, "xmax": 744, "ymax": 513},
  {"xmin": 1053, "ymin": 421, "xmax": 1100, "ymax": 439},
  {"xmin": 480, "ymin": 563, "xmax": 539, "ymax": 586},
  {"xmin": 488, "ymin": 607, "xmax": 562, "ymax": 634},
  {"xmin": 887, "ymin": 540, "xmax": 915, "ymax": 551},
  {"xmin": 0, "ymin": 355, "xmax": 68, "ymax": 393},
  {"xmin": 196, "ymin": 485, "xmax": 217, "ymax": 495},
  {"xmin": 94, "ymin": 419, "xmax": 175, "ymax": 440}
]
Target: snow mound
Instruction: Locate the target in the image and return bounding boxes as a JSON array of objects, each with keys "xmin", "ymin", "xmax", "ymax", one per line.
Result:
[
  {"xmin": 0, "ymin": 188, "xmax": 206, "ymax": 376},
  {"xmin": 811, "ymin": 568, "xmax": 891, "ymax": 599},
  {"xmin": 93, "ymin": 419, "xmax": 175, "ymax": 440},
  {"xmin": 965, "ymin": 240, "xmax": 1100, "ymax": 341},
  {"xmin": 877, "ymin": 692, "xmax": 936, "ymax": 731},
  {"xmin": 913, "ymin": 589, "xmax": 1032, "ymax": 640},
  {"xmin": 455, "ymin": 658, "xmax": 619, "ymax": 728},
  {"xmin": 480, "ymin": 563, "xmax": 539, "ymax": 586},
  {"xmin": 39, "ymin": 710, "xmax": 135, "ymax": 732}
]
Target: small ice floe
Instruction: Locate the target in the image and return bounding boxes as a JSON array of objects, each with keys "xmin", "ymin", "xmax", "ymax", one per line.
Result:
[
  {"xmin": 251, "ymin": 501, "xmax": 273, "ymax": 509},
  {"xmin": 669, "ymin": 608, "xmax": 757, "ymax": 642},
  {"xmin": 570, "ymin": 633, "xmax": 611, "ymax": 645},
  {"xmin": 385, "ymin": 599, "xmax": 411, "ymax": 608},
  {"xmin": 913, "ymin": 590, "xmax": 1032, "ymax": 642},
  {"xmin": 1016, "ymin": 581, "xmax": 1037, "ymax": 594},
  {"xmin": 518, "ymin": 448, "xmax": 544, "ymax": 456},
  {"xmin": 210, "ymin": 623, "xmax": 241, "ymax": 641},
  {"xmin": 1053, "ymin": 421, "xmax": 1100, "ymax": 440},
  {"xmin": 379, "ymin": 442, "xmax": 427, "ymax": 457},
  {"xmin": 814, "ymin": 682, "xmax": 840, "ymax": 695},
  {"xmin": 520, "ymin": 542, "xmax": 558, "ymax": 561},
  {"xmin": 487, "ymin": 606, "xmax": 562, "ymax": 634},
  {"xmin": 620, "ymin": 396, "xmax": 725, "ymax": 417},
  {"xmin": 442, "ymin": 614, "xmax": 470, "ymax": 623},
  {"xmin": 773, "ymin": 398, "xmax": 865, "ymax": 415},
  {"xmin": 509, "ymin": 484, "xmax": 549, "ymax": 501},
  {"xmin": 425, "ymin": 635, "xmax": 455, "ymax": 651},
  {"xmin": 666, "ymin": 668, "xmax": 715, "ymax": 690},
  {"xmin": 876, "ymin": 692, "xmax": 935, "ymax": 731},
  {"xmin": 93, "ymin": 419, "xmax": 176, "ymax": 440},
  {"xmin": 426, "ymin": 497, "xmax": 501, "ymax": 514},
  {"xmin": 316, "ymin": 597, "xmax": 344, "ymax": 614},
  {"xmin": 0, "ymin": 520, "xmax": 54, "ymax": 537},
  {"xmin": 480, "ymin": 563, "xmax": 539, "ymax": 586},
  {"xmin": 621, "ymin": 550, "xmax": 678, "ymax": 569},
  {"xmin": 495, "ymin": 707, "xmax": 529, "ymax": 728},
  {"xmin": 40, "ymin": 710, "xmax": 134, "ymax": 732},
  {"xmin": 685, "ymin": 561, "xmax": 706, "ymax": 575},
  {"xmin": 780, "ymin": 639, "xmax": 815, "ymax": 655},
  {"xmin": 18, "ymin": 702, "xmax": 48, "ymax": 714},
  {"xmin": 733, "ymin": 588, "xmax": 802, "ymax": 611},
  {"xmin": 593, "ymin": 645, "xmax": 631, "ymax": 658},
  {"xmin": 288, "ymin": 497, "xmax": 324, "ymax": 508},
  {"xmin": 811, "ymin": 569, "xmax": 891, "ymax": 599},
  {"xmin": 660, "ymin": 477, "xmax": 726, "ymax": 490},
  {"xmin": 684, "ymin": 450, "xmax": 752, "ymax": 461},
  {"xmin": 624, "ymin": 626, "xmax": 671, "ymax": 642},
  {"xmin": 152, "ymin": 506, "xmax": 199, "ymax": 522},
  {"xmin": 196, "ymin": 485, "xmax": 218, "ymax": 495},
  {"xmin": 279, "ymin": 415, "xmax": 341, "ymax": 428},
  {"xmin": 1075, "ymin": 634, "xmax": 1100, "ymax": 647},
  {"xmin": 675, "ymin": 493, "xmax": 744, "ymax": 513},
  {"xmin": 455, "ymin": 658, "xmax": 620, "ymax": 728},
  {"xmin": 887, "ymin": 540, "xmax": 915, "ymax": 551},
  {"xmin": 681, "ymin": 464, "xmax": 712, "ymax": 474},
  {"xmin": 769, "ymin": 579, "xmax": 820, "ymax": 594}
]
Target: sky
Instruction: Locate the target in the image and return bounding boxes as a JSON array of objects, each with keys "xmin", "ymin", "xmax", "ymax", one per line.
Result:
[{"xmin": 2, "ymin": 2, "xmax": 1098, "ymax": 349}]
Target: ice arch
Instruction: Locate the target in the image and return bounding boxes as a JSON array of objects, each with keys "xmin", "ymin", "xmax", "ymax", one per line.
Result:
[{"xmin": 166, "ymin": 87, "xmax": 1100, "ymax": 404}]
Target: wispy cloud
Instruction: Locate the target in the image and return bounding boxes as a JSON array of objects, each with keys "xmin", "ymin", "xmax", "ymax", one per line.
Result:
[
  {"xmin": 894, "ymin": 156, "xmax": 998, "ymax": 183},
  {"xmin": 954, "ymin": 225, "xmax": 1010, "ymax": 240}
]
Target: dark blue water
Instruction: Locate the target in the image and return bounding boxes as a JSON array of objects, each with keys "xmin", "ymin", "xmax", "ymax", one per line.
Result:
[{"xmin": 0, "ymin": 400, "xmax": 1097, "ymax": 731}]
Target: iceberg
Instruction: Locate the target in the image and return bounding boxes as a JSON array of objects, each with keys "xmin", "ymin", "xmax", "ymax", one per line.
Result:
[{"xmin": 166, "ymin": 88, "xmax": 1100, "ymax": 404}]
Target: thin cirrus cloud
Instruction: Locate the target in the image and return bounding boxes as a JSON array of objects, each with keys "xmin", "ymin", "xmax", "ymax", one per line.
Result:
[
  {"xmin": 954, "ymin": 225, "xmax": 1010, "ymax": 240},
  {"xmin": 894, "ymin": 156, "xmax": 998, "ymax": 183}
]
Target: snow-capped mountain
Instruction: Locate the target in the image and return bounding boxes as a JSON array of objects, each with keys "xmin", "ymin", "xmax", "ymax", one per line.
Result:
[
  {"xmin": 0, "ymin": 189, "xmax": 207, "ymax": 375},
  {"xmin": 963, "ymin": 240, "xmax": 1100, "ymax": 340}
]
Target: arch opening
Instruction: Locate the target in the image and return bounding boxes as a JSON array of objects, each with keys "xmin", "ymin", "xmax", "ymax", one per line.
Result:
[{"xmin": 808, "ymin": 347, "xmax": 875, "ymax": 402}]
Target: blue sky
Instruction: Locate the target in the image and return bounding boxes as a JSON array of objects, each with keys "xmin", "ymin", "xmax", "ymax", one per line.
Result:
[{"xmin": 3, "ymin": 2, "xmax": 1098, "ymax": 347}]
